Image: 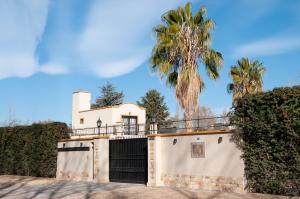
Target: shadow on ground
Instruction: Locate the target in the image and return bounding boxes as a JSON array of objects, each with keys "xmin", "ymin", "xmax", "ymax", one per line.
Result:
[{"xmin": 0, "ymin": 175, "xmax": 296, "ymax": 199}]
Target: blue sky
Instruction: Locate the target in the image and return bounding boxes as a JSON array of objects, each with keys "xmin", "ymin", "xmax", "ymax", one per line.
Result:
[{"xmin": 0, "ymin": 0, "xmax": 299, "ymax": 125}]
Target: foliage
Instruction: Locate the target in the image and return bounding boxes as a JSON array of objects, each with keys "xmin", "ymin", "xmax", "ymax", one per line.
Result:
[
  {"xmin": 0, "ymin": 122, "xmax": 69, "ymax": 177},
  {"xmin": 194, "ymin": 106, "xmax": 215, "ymax": 118},
  {"xmin": 228, "ymin": 57, "xmax": 266, "ymax": 101},
  {"xmin": 151, "ymin": 2, "xmax": 223, "ymax": 121},
  {"xmin": 92, "ymin": 82, "xmax": 124, "ymax": 108},
  {"xmin": 137, "ymin": 89, "xmax": 169, "ymax": 126},
  {"xmin": 193, "ymin": 106, "xmax": 216, "ymax": 128},
  {"xmin": 231, "ymin": 86, "xmax": 300, "ymax": 196}
]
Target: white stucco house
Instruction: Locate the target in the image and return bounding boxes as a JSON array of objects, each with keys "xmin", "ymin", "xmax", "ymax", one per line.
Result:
[
  {"xmin": 57, "ymin": 90, "xmax": 245, "ymax": 193},
  {"xmin": 72, "ymin": 91, "xmax": 146, "ymax": 136}
]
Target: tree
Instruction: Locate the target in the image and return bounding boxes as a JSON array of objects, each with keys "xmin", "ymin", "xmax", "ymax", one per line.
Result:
[
  {"xmin": 193, "ymin": 106, "xmax": 216, "ymax": 129},
  {"xmin": 151, "ymin": 2, "xmax": 223, "ymax": 123},
  {"xmin": 227, "ymin": 57, "xmax": 266, "ymax": 101},
  {"xmin": 137, "ymin": 89, "xmax": 169, "ymax": 126},
  {"xmin": 92, "ymin": 82, "xmax": 124, "ymax": 108}
]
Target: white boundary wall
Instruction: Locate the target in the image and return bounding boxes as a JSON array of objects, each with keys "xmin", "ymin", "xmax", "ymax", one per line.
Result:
[
  {"xmin": 56, "ymin": 131, "xmax": 245, "ymax": 193},
  {"xmin": 147, "ymin": 132, "xmax": 245, "ymax": 193},
  {"xmin": 56, "ymin": 137, "xmax": 109, "ymax": 183}
]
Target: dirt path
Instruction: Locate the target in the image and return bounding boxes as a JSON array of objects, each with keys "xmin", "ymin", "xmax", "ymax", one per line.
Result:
[{"xmin": 0, "ymin": 175, "xmax": 297, "ymax": 199}]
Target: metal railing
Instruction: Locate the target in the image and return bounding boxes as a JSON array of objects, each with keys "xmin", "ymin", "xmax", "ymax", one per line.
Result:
[
  {"xmin": 71, "ymin": 124, "xmax": 146, "ymax": 136},
  {"xmin": 70, "ymin": 116, "xmax": 230, "ymax": 136},
  {"xmin": 157, "ymin": 116, "xmax": 230, "ymax": 133}
]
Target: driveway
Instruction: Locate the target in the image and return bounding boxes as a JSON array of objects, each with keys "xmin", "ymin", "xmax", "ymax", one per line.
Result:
[{"xmin": 0, "ymin": 175, "xmax": 297, "ymax": 199}]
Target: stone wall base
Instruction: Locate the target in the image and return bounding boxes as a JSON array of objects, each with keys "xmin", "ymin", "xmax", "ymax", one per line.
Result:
[
  {"xmin": 161, "ymin": 174, "xmax": 245, "ymax": 193},
  {"xmin": 56, "ymin": 171, "xmax": 91, "ymax": 181}
]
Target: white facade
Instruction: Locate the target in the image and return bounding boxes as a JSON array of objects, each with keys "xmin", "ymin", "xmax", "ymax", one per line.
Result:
[{"xmin": 72, "ymin": 91, "xmax": 146, "ymax": 131}]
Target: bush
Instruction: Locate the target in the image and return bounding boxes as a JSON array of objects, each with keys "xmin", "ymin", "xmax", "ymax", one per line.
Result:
[
  {"xmin": 0, "ymin": 122, "xmax": 69, "ymax": 177},
  {"xmin": 231, "ymin": 86, "xmax": 300, "ymax": 196}
]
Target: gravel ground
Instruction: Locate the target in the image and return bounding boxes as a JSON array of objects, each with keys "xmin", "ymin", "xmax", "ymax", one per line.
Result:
[{"xmin": 0, "ymin": 175, "xmax": 298, "ymax": 199}]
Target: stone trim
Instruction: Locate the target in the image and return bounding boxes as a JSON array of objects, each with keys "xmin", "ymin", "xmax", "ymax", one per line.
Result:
[
  {"xmin": 147, "ymin": 130, "xmax": 232, "ymax": 137},
  {"xmin": 58, "ymin": 136, "xmax": 109, "ymax": 142},
  {"xmin": 161, "ymin": 174, "xmax": 245, "ymax": 193},
  {"xmin": 57, "ymin": 171, "xmax": 90, "ymax": 181}
]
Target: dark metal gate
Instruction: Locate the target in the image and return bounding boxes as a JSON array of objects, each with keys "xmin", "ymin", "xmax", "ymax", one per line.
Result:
[{"xmin": 109, "ymin": 138, "xmax": 148, "ymax": 184}]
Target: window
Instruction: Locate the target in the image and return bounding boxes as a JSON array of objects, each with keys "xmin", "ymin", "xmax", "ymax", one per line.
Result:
[
  {"xmin": 80, "ymin": 118, "xmax": 84, "ymax": 124},
  {"xmin": 122, "ymin": 116, "xmax": 137, "ymax": 135},
  {"xmin": 191, "ymin": 142, "xmax": 205, "ymax": 158}
]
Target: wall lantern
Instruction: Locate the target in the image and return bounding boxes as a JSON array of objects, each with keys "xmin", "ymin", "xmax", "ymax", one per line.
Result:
[
  {"xmin": 173, "ymin": 138, "xmax": 177, "ymax": 145},
  {"xmin": 97, "ymin": 117, "xmax": 102, "ymax": 135},
  {"xmin": 218, "ymin": 136, "xmax": 223, "ymax": 144}
]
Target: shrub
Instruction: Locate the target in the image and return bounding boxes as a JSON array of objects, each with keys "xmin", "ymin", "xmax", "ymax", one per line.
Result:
[
  {"xmin": 231, "ymin": 86, "xmax": 300, "ymax": 196},
  {"xmin": 0, "ymin": 122, "xmax": 69, "ymax": 177}
]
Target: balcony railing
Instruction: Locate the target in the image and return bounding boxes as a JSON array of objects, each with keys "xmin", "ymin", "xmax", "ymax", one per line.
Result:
[
  {"xmin": 70, "ymin": 116, "xmax": 230, "ymax": 136},
  {"xmin": 71, "ymin": 124, "xmax": 146, "ymax": 136},
  {"xmin": 157, "ymin": 116, "xmax": 230, "ymax": 133}
]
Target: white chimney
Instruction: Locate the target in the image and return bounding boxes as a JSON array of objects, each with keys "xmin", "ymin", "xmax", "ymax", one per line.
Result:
[{"xmin": 72, "ymin": 91, "xmax": 91, "ymax": 128}]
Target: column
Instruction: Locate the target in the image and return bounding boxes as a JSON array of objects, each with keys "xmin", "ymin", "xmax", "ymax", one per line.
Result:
[
  {"xmin": 93, "ymin": 138, "xmax": 109, "ymax": 183},
  {"xmin": 147, "ymin": 135, "xmax": 162, "ymax": 186}
]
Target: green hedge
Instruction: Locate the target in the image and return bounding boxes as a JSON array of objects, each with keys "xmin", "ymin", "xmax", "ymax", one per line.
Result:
[
  {"xmin": 0, "ymin": 122, "xmax": 69, "ymax": 177},
  {"xmin": 231, "ymin": 86, "xmax": 300, "ymax": 196}
]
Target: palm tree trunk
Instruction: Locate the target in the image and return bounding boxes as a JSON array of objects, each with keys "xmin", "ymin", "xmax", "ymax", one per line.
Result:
[{"xmin": 184, "ymin": 109, "xmax": 193, "ymax": 132}]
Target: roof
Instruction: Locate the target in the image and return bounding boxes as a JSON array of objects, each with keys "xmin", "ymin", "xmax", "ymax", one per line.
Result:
[
  {"xmin": 79, "ymin": 103, "xmax": 145, "ymax": 113},
  {"xmin": 73, "ymin": 90, "xmax": 91, "ymax": 94}
]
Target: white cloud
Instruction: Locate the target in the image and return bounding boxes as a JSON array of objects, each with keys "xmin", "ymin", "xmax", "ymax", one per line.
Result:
[
  {"xmin": 39, "ymin": 63, "xmax": 68, "ymax": 75},
  {"xmin": 0, "ymin": 53, "xmax": 37, "ymax": 79},
  {"xmin": 0, "ymin": 0, "xmax": 49, "ymax": 79},
  {"xmin": 233, "ymin": 36, "xmax": 300, "ymax": 58},
  {"xmin": 77, "ymin": 0, "xmax": 188, "ymax": 78},
  {"xmin": 0, "ymin": 0, "xmax": 192, "ymax": 79},
  {"xmin": 91, "ymin": 52, "xmax": 149, "ymax": 78}
]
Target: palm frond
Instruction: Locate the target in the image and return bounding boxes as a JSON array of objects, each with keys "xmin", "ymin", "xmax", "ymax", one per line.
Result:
[
  {"xmin": 203, "ymin": 50, "xmax": 223, "ymax": 79},
  {"xmin": 227, "ymin": 83, "xmax": 234, "ymax": 94},
  {"xmin": 150, "ymin": 2, "xmax": 223, "ymax": 120},
  {"xmin": 167, "ymin": 71, "xmax": 178, "ymax": 87},
  {"xmin": 228, "ymin": 57, "xmax": 266, "ymax": 101},
  {"xmin": 194, "ymin": 6, "xmax": 206, "ymax": 24}
]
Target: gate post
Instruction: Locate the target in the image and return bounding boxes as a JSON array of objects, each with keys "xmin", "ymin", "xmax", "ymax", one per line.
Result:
[
  {"xmin": 147, "ymin": 135, "xmax": 163, "ymax": 186},
  {"xmin": 93, "ymin": 137, "xmax": 109, "ymax": 183}
]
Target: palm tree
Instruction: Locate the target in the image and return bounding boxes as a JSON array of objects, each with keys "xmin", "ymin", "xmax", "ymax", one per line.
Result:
[
  {"xmin": 151, "ymin": 2, "xmax": 223, "ymax": 123},
  {"xmin": 227, "ymin": 57, "xmax": 266, "ymax": 101}
]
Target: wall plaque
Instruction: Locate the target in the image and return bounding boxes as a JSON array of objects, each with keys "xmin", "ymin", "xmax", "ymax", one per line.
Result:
[{"xmin": 191, "ymin": 142, "xmax": 205, "ymax": 158}]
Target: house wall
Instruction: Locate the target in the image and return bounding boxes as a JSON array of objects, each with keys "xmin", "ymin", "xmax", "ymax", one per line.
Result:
[
  {"xmin": 74, "ymin": 108, "xmax": 113, "ymax": 129},
  {"xmin": 111, "ymin": 103, "xmax": 146, "ymax": 125},
  {"xmin": 72, "ymin": 91, "xmax": 145, "ymax": 130},
  {"xmin": 147, "ymin": 132, "xmax": 245, "ymax": 193}
]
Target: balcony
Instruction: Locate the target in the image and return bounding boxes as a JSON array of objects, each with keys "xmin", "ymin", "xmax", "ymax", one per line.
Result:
[
  {"xmin": 70, "ymin": 116, "xmax": 230, "ymax": 137},
  {"xmin": 71, "ymin": 124, "xmax": 146, "ymax": 136}
]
